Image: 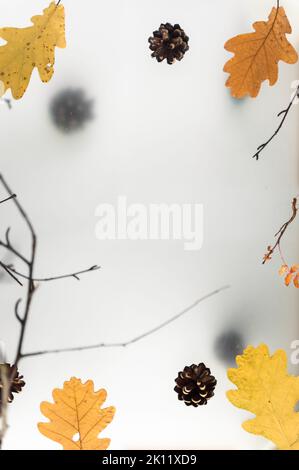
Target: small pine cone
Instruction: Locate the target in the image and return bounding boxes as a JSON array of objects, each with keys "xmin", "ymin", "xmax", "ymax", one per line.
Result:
[
  {"xmin": 0, "ymin": 364, "xmax": 25, "ymax": 410},
  {"xmin": 174, "ymin": 363, "xmax": 216, "ymax": 407},
  {"xmin": 148, "ymin": 23, "xmax": 190, "ymax": 64}
]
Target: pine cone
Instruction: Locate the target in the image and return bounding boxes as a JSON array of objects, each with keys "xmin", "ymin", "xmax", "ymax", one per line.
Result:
[
  {"xmin": 148, "ymin": 23, "xmax": 190, "ymax": 64},
  {"xmin": 174, "ymin": 363, "xmax": 217, "ymax": 407},
  {"xmin": 0, "ymin": 364, "xmax": 25, "ymax": 410}
]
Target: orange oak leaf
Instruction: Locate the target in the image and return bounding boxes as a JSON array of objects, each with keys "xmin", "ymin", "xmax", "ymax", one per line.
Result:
[
  {"xmin": 224, "ymin": 7, "xmax": 298, "ymax": 98},
  {"xmin": 38, "ymin": 377, "xmax": 115, "ymax": 450}
]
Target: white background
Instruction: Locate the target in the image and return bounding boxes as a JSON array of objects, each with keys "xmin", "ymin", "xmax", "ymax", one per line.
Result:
[{"xmin": 1, "ymin": 0, "xmax": 299, "ymax": 450}]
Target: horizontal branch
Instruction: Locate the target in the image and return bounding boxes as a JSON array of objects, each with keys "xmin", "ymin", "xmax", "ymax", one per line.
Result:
[
  {"xmin": 21, "ymin": 285, "xmax": 230, "ymax": 359},
  {"xmin": 1, "ymin": 264, "xmax": 101, "ymax": 282}
]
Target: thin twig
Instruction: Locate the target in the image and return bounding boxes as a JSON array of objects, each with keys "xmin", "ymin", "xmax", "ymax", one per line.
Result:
[
  {"xmin": 0, "ymin": 261, "xmax": 23, "ymax": 286},
  {"xmin": 1, "ymin": 264, "xmax": 101, "ymax": 283},
  {"xmin": 0, "ymin": 228, "xmax": 30, "ymax": 266},
  {"xmin": 0, "ymin": 194, "xmax": 16, "ymax": 205},
  {"xmin": 21, "ymin": 285, "xmax": 230, "ymax": 358},
  {"xmin": 0, "ymin": 175, "xmax": 36, "ymax": 366},
  {"xmin": 252, "ymin": 83, "xmax": 299, "ymax": 160},
  {"xmin": 263, "ymin": 197, "xmax": 298, "ymax": 264}
]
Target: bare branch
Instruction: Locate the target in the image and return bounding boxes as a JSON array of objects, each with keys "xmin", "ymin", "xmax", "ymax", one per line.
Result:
[
  {"xmin": 0, "ymin": 261, "xmax": 23, "ymax": 286},
  {"xmin": 263, "ymin": 197, "xmax": 298, "ymax": 264},
  {"xmin": 21, "ymin": 285, "xmax": 230, "ymax": 359},
  {"xmin": 252, "ymin": 83, "xmax": 299, "ymax": 160},
  {"xmin": 14, "ymin": 299, "xmax": 23, "ymax": 324},
  {"xmin": 0, "ymin": 174, "xmax": 36, "ymax": 366},
  {"xmin": 1, "ymin": 264, "xmax": 101, "ymax": 283},
  {"xmin": 0, "ymin": 228, "xmax": 31, "ymax": 266}
]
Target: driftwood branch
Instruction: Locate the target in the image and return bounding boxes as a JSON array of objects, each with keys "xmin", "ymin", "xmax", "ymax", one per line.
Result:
[{"xmin": 21, "ymin": 285, "xmax": 230, "ymax": 359}]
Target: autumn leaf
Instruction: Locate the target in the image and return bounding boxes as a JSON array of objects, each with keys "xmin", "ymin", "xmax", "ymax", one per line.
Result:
[
  {"xmin": 38, "ymin": 377, "xmax": 115, "ymax": 450},
  {"xmin": 279, "ymin": 264, "xmax": 289, "ymax": 276},
  {"xmin": 224, "ymin": 7, "xmax": 298, "ymax": 98},
  {"xmin": 227, "ymin": 344, "xmax": 299, "ymax": 450},
  {"xmin": 278, "ymin": 264, "xmax": 299, "ymax": 288},
  {"xmin": 0, "ymin": 2, "xmax": 66, "ymax": 100}
]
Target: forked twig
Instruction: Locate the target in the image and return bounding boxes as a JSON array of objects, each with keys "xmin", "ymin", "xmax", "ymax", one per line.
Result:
[
  {"xmin": 252, "ymin": 84, "xmax": 299, "ymax": 160},
  {"xmin": 263, "ymin": 197, "xmax": 298, "ymax": 264}
]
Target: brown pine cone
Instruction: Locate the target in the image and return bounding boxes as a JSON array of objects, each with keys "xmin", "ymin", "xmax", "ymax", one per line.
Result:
[
  {"xmin": 0, "ymin": 363, "xmax": 25, "ymax": 410},
  {"xmin": 174, "ymin": 363, "xmax": 217, "ymax": 407},
  {"xmin": 148, "ymin": 23, "xmax": 190, "ymax": 64}
]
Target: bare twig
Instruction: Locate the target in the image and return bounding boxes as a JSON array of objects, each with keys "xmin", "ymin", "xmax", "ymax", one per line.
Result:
[
  {"xmin": 252, "ymin": 83, "xmax": 299, "ymax": 160},
  {"xmin": 1, "ymin": 264, "xmax": 101, "ymax": 283},
  {"xmin": 0, "ymin": 174, "xmax": 102, "ymax": 449},
  {"xmin": 21, "ymin": 285, "xmax": 230, "ymax": 358},
  {"xmin": 0, "ymin": 194, "xmax": 16, "ymax": 205},
  {"xmin": 0, "ymin": 261, "xmax": 23, "ymax": 286},
  {"xmin": 0, "ymin": 228, "xmax": 30, "ymax": 266},
  {"xmin": 0, "ymin": 175, "xmax": 36, "ymax": 366},
  {"xmin": 263, "ymin": 197, "xmax": 298, "ymax": 264}
]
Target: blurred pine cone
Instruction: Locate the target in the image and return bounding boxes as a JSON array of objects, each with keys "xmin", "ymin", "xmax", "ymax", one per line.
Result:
[
  {"xmin": 50, "ymin": 88, "xmax": 93, "ymax": 133},
  {"xmin": 0, "ymin": 363, "xmax": 25, "ymax": 410},
  {"xmin": 174, "ymin": 363, "xmax": 216, "ymax": 407},
  {"xmin": 148, "ymin": 23, "xmax": 190, "ymax": 64}
]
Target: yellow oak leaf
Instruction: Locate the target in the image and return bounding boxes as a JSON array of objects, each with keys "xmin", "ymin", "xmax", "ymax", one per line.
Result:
[
  {"xmin": 0, "ymin": 2, "xmax": 66, "ymax": 100},
  {"xmin": 38, "ymin": 377, "xmax": 115, "ymax": 450},
  {"xmin": 227, "ymin": 344, "xmax": 299, "ymax": 450},
  {"xmin": 224, "ymin": 7, "xmax": 298, "ymax": 98}
]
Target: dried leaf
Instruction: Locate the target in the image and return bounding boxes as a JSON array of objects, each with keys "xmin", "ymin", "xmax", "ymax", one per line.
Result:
[
  {"xmin": 0, "ymin": 2, "xmax": 66, "ymax": 99},
  {"xmin": 227, "ymin": 344, "xmax": 299, "ymax": 450},
  {"xmin": 279, "ymin": 264, "xmax": 289, "ymax": 276},
  {"xmin": 38, "ymin": 377, "xmax": 115, "ymax": 450},
  {"xmin": 224, "ymin": 7, "xmax": 298, "ymax": 98},
  {"xmin": 285, "ymin": 272, "xmax": 293, "ymax": 286},
  {"xmin": 290, "ymin": 265, "xmax": 299, "ymax": 273},
  {"xmin": 294, "ymin": 274, "xmax": 299, "ymax": 288}
]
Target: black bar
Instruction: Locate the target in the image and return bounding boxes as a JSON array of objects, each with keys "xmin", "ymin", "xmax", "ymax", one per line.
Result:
[{"xmin": 1, "ymin": 450, "xmax": 297, "ymax": 464}]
